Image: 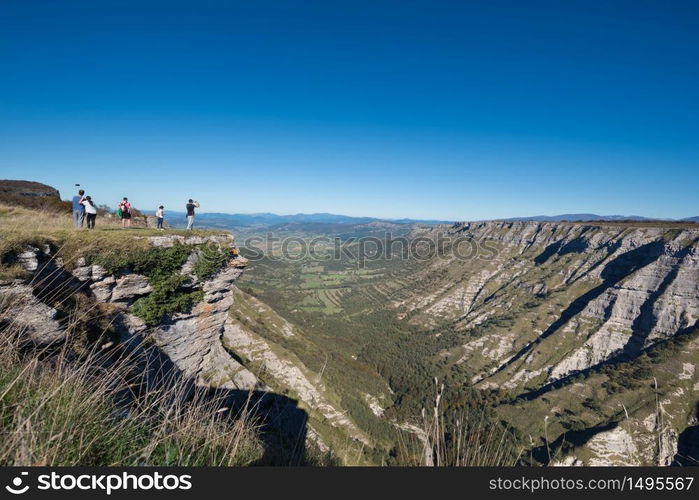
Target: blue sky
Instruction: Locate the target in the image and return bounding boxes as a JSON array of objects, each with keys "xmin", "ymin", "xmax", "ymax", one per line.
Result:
[{"xmin": 1, "ymin": 0, "xmax": 697, "ymax": 219}]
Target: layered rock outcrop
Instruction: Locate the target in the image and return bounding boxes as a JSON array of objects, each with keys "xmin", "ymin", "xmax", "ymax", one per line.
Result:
[
  {"xmin": 0, "ymin": 281, "xmax": 64, "ymax": 345},
  {"xmin": 401, "ymin": 222, "xmax": 699, "ymax": 387},
  {"xmin": 3, "ymin": 234, "xmax": 262, "ymax": 392},
  {"xmin": 389, "ymin": 221, "xmax": 698, "ymax": 465}
]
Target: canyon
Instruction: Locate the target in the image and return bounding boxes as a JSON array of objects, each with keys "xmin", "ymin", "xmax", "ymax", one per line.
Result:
[{"xmin": 1, "ymin": 198, "xmax": 697, "ymax": 465}]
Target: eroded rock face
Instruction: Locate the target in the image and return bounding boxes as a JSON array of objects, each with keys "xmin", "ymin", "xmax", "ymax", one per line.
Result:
[
  {"xmin": 390, "ymin": 221, "xmax": 699, "ymax": 464},
  {"xmin": 223, "ymin": 320, "xmax": 370, "ymax": 445},
  {"xmin": 4, "ymin": 234, "xmax": 257, "ymax": 392},
  {"xmin": 16, "ymin": 249, "xmax": 40, "ymax": 272},
  {"xmin": 91, "ymin": 275, "xmax": 115, "ymax": 302},
  {"xmin": 145, "ymin": 261, "xmax": 262, "ymax": 390},
  {"xmin": 405, "ymin": 222, "xmax": 699, "ymax": 392},
  {"xmin": 110, "ymin": 274, "xmax": 152, "ymax": 303},
  {"xmin": 0, "ymin": 281, "xmax": 65, "ymax": 345}
]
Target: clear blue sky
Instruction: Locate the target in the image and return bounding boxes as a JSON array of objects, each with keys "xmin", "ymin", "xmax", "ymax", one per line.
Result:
[{"xmin": 1, "ymin": 0, "xmax": 697, "ymax": 219}]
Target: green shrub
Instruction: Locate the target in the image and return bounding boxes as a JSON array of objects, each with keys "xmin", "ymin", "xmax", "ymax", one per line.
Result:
[
  {"xmin": 582, "ymin": 397, "xmax": 602, "ymax": 412},
  {"xmin": 91, "ymin": 244, "xmax": 192, "ymax": 279},
  {"xmin": 91, "ymin": 245, "xmax": 216, "ymax": 326},
  {"xmin": 193, "ymin": 244, "xmax": 230, "ymax": 281},
  {"xmin": 132, "ymin": 275, "xmax": 204, "ymax": 326}
]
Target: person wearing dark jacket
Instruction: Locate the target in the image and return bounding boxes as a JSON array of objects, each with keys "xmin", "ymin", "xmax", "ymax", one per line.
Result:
[{"xmin": 186, "ymin": 199, "xmax": 200, "ymax": 230}]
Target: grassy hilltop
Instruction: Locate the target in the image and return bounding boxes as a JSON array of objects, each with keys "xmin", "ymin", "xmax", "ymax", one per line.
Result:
[{"xmin": 0, "ymin": 204, "xmax": 271, "ymax": 466}]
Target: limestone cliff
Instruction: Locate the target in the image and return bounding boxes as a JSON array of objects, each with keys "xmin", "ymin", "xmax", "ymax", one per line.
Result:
[
  {"xmin": 2, "ymin": 214, "xmax": 697, "ymax": 466},
  {"xmin": 1, "ymin": 234, "xmax": 256, "ymax": 384},
  {"xmin": 0, "ymin": 231, "xmax": 365, "ymax": 462},
  {"xmin": 392, "ymin": 220, "xmax": 698, "ymax": 465}
]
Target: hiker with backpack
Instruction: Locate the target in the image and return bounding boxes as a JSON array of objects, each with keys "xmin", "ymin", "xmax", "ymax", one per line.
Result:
[
  {"xmin": 186, "ymin": 199, "xmax": 200, "ymax": 230},
  {"xmin": 118, "ymin": 197, "xmax": 132, "ymax": 228},
  {"xmin": 155, "ymin": 205, "xmax": 165, "ymax": 230},
  {"xmin": 72, "ymin": 189, "xmax": 85, "ymax": 228},
  {"xmin": 82, "ymin": 196, "xmax": 98, "ymax": 229}
]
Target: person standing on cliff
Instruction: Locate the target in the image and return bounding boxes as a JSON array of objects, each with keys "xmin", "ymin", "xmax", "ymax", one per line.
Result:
[
  {"xmin": 119, "ymin": 197, "xmax": 132, "ymax": 228},
  {"xmin": 82, "ymin": 195, "xmax": 97, "ymax": 229},
  {"xmin": 186, "ymin": 199, "xmax": 200, "ymax": 230},
  {"xmin": 155, "ymin": 205, "xmax": 165, "ymax": 230},
  {"xmin": 72, "ymin": 189, "xmax": 85, "ymax": 228}
]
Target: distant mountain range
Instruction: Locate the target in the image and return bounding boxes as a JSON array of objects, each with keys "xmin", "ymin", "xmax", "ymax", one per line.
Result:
[
  {"xmin": 146, "ymin": 211, "xmax": 454, "ymax": 228},
  {"xmin": 146, "ymin": 210, "xmax": 699, "ymax": 229},
  {"xmin": 502, "ymin": 213, "xmax": 699, "ymax": 222}
]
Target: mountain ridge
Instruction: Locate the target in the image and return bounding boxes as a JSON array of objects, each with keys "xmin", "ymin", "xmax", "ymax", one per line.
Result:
[
  {"xmin": 501, "ymin": 214, "xmax": 699, "ymax": 222},
  {"xmin": 149, "ymin": 209, "xmax": 698, "ymax": 227},
  {"xmin": 146, "ymin": 210, "xmax": 454, "ymax": 228}
]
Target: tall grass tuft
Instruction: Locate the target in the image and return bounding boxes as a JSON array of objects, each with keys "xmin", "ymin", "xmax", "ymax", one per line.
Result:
[
  {"xmin": 0, "ymin": 288, "xmax": 265, "ymax": 466},
  {"xmin": 398, "ymin": 379, "xmax": 523, "ymax": 466}
]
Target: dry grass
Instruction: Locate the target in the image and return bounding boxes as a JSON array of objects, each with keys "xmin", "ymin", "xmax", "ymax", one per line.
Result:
[
  {"xmin": 397, "ymin": 380, "xmax": 523, "ymax": 466},
  {"xmin": 0, "ymin": 204, "xmax": 229, "ymax": 276},
  {"xmin": 0, "ymin": 295, "xmax": 265, "ymax": 466},
  {"xmin": 0, "ymin": 227, "xmax": 265, "ymax": 466}
]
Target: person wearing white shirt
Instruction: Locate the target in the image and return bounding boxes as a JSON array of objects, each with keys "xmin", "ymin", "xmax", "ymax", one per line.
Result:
[
  {"xmin": 156, "ymin": 206, "xmax": 165, "ymax": 230},
  {"xmin": 82, "ymin": 196, "xmax": 98, "ymax": 229}
]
